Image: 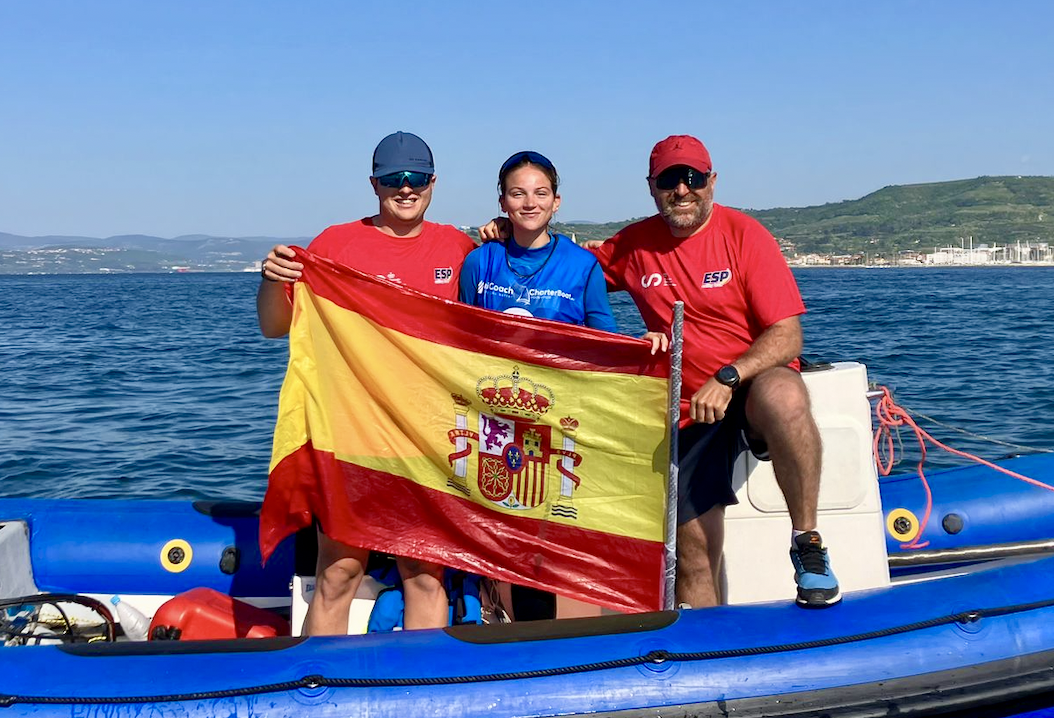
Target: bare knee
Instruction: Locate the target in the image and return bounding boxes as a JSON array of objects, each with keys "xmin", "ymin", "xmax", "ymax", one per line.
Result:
[
  {"xmin": 397, "ymin": 557, "xmax": 448, "ymax": 629},
  {"xmin": 746, "ymin": 368, "xmax": 812, "ymax": 428},
  {"xmin": 397, "ymin": 557, "xmax": 445, "ymax": 595},
  {"xmin": 314, "ymin": 533, "xmax": 367, "ymax": 601},
  {"xmin": 316, "ymin": 557, "xmax": 365, "ymax": 598}
]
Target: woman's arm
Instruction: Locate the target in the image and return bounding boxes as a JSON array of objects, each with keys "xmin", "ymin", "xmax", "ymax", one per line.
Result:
[
  {"xmin": 457, "ymin": 249, "xmax": 483, "ymax": 305},
  {"xmin": 582, "ymin": 262, "xmax": 618, "ymax": 333}
]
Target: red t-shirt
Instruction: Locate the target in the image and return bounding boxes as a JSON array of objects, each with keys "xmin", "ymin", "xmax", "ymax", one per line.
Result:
[
  {"xmin": 306, "ymin": 218, "xmax": 476, "ymax": 300},
  {"xmin": 593, "ymin": 205, "xmax": 805, "ymax": 419}
]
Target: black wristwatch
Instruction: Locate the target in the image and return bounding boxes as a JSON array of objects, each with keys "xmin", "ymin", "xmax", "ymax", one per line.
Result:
[{"xmin": 715, "ymin": 365, "xmax": 741, "ymax": 390}]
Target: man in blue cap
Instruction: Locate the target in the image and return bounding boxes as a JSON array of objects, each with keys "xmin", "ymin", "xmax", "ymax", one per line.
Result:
[{"xmin": 258, "ymin": 132, "xmax": 476, "ymax": 635}]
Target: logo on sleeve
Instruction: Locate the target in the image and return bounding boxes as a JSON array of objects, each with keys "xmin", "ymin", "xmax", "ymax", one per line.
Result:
[
  {"xmin": 434, "ymin": 267, "xmax": 454, "ymax": 284},
  {"xmin": 701, "ymin": 268, "xmax": 732, "ymax": 288}
]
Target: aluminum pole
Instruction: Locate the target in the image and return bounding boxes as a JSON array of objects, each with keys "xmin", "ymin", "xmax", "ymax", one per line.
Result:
[
  {"xmin": 663, "ymin": 301, "xmax": 684, "ymax": 610},
  {"xmin": 888, "ymin": 539, "xmax": 1054, "ymax": 567}
]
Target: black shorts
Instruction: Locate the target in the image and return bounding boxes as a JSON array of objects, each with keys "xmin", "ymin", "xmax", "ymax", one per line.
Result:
[{"xmin": 676, "ymin": 388, "xmax": 768, "ymax": 525}]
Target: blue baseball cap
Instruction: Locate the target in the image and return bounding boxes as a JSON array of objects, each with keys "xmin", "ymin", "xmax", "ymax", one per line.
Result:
[{"xmin": 371, "ymin": 131, "xmax": 435, "ymax": 178}]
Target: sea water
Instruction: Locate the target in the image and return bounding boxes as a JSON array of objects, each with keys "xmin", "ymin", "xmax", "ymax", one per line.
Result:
[{"xmin": 2, "ymin": 267, "xmax": 1052, "ymax": 500}]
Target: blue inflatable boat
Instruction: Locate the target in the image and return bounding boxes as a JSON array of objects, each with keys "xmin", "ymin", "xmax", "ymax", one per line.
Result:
[
  {"xmin": 882, "ymin": 453, "xmax": 1054, "ymax": 574},
  {"xmin": 2, "ymin": 450, "xmax": 1054, "ymax": 717}
]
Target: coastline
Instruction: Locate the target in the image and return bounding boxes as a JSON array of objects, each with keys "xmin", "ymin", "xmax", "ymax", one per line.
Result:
[
  {"xmin": 790, "ymin": 262, "xmax": 1054, "ymax": 269},
  {"xmin": 5, "ymin": 262, "xmax": 1054, "ymax": 276}
]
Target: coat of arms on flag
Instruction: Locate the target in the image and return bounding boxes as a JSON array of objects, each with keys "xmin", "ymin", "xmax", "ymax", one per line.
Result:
[{"xmin": 447, "ymin": 367, "xmax": 583, "ymax": 518}]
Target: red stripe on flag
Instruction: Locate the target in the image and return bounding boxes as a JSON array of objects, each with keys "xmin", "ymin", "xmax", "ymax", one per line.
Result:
[
  {"xmin": 260, "ymin": 443, "xmax": 664, "ymax": 613},
  {"xmin": 290, "ymin": 247, "xmax": 668, "ymax": 379}
]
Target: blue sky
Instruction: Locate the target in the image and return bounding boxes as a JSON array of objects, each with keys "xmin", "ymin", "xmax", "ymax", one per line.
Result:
[{"xmin": 2, "ymin": 1, "xmax": 1052, "ymax": 238}]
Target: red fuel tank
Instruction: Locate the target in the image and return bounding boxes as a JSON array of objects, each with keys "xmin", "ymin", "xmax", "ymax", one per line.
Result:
[{"xmin": 149, "ymin": 587, "xmax": 290, "ymax": 640}]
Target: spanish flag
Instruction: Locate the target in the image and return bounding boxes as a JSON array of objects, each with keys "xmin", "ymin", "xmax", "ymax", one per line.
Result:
[{"xmin": 259, "ymin": 249, "xmax": 670, "ymax": 612}]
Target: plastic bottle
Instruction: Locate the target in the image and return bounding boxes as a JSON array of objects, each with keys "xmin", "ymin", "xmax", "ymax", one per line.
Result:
[{"xmin": 110, "ymin": 595, "xmax": 150, "ymax": 641}]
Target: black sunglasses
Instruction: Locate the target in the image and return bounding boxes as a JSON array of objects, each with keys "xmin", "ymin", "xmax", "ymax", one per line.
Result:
[
  {"xmin": 499, "ymin": 150, "xmax": 556, "ymax": 176},
  {"xmin": 376, "ymin": 171, "xmax": 433, "ymax": 189},
  {"xmin": 653, "ymin": 166, "xmax": 710, "ymax": 191}
]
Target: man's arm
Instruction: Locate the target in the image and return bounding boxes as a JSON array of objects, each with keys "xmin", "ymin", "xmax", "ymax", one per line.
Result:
[
  {"xmin": 728, "ymin": 315, "xmax": 803, "ymax": 382},
  {"xmin": 256, "ymin": 244, "xmax": 303, "ymax": 338},
  {"xmin": 689, "ymin": 315, "xmax": 803, "ymax": 424}
]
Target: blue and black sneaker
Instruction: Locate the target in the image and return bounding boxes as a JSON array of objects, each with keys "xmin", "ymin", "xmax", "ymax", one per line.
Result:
[{"xmin": 791, "ymin": 531, "xmax": 841, "ymax": 608}]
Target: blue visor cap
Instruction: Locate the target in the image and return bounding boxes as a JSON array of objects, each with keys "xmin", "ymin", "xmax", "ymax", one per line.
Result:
[{"xmin": 372, "ymin": 131, "xmax": 435, "ymax": 178}]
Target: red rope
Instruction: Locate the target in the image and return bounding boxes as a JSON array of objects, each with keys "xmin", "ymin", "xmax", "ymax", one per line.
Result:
[{"xmin": 871, "ymin": 385, "xmax": 1054, "ymax": 550}]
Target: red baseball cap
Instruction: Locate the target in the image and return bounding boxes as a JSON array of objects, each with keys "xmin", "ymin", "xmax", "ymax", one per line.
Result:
[{"xmin": 649, "ymin": 135, "xmax": 712, "ymax": 177}]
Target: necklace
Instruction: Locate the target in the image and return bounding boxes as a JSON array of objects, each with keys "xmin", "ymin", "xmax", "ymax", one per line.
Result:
[{"xmin": 504, "ymin": 234, "xmax": 559, "ymax": 282}]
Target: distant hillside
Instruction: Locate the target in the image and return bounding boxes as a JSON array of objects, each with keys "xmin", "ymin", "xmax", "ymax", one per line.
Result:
[
  {"xmin": 0, "ymin": 233, "xmax": 308, "ymax": 274},
  {"xmin": 3, "ymin": 176, "xmax": 1052, "ymax": 273},
  {"xmin": 551, "ymin": 218, "xmax": 650, "ymax": 242},
  {"xmin": 750, "ymin": 176, "xmax": 1054, "ymax": 255},
  {"xmin": 555, "ymin": 176, "xmax": 1054, "ymax": 255}
]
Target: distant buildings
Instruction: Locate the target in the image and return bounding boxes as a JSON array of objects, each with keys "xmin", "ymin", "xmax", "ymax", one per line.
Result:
[
  {"xmin": 923, "ymin": 240, "xmax": 1051, "ymax": 265},
  {"xmin": 784, "ymin": 239, "xmax": 1052, "ymax": 266}
]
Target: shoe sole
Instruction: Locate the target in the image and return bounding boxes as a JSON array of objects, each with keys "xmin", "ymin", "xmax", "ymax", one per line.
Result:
[{"xmin": 796, "ymin": 588, "xmax": 842, "ymax": 608}]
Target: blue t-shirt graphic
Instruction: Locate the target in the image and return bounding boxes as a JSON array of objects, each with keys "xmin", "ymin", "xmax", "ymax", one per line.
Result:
[{"xmin": 458, "ymin": 234, "xmax": 617, "ymax": 332}]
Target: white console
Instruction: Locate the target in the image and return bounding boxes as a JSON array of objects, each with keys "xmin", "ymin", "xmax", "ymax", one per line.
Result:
[{"xmin": 721, "ymin": 361, "xmax": 890, "ymax": 604}]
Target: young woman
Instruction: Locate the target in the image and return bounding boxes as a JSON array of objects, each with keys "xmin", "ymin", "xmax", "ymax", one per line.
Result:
[
  {"xmin": 459, "ymin": 152, "xmax": 617, "ymax": 621},
  {"xmin": 458, "ymin": 151, "xmax": 617, "ymax": 332}
]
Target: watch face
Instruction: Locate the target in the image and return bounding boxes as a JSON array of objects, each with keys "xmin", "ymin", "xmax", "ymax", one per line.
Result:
[{"xmin": 717, "ymin": 366, "xmax": 739, "ymax": 387}]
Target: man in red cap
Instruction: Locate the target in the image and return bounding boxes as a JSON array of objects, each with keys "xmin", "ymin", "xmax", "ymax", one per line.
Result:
[{"xmin": 590, "ymin": 135, "xmax": 840, "ymax": 609}]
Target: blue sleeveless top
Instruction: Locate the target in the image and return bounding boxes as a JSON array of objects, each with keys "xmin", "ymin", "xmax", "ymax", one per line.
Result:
[{"xmin": 458, "ymin": 234, "xmax": 616, "ymax": 332}]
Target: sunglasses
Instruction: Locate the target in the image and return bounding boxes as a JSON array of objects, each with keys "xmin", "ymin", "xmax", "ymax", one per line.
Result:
[
  {"xmin": 499, "ymin": 150, "xmax": 556, "ymax": 176},
  {"xmin": 653, "ymin": 167, "xmax": 710, "ymax": 191},
  {"xmin": 376, "ymin": 171, "xmax": 433, "ymax": 189}
]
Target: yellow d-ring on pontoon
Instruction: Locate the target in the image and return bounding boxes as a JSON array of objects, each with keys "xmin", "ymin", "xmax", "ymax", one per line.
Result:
[
  {"xmin": 886, "ymin": 508, "xmax": 920, "ymax": 542},
  {"xmin": 160, "ymin": 539, "xmax": 193, "ymax": 573}
]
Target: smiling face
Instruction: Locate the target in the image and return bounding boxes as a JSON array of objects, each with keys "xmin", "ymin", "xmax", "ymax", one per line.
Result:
[
  {"xmin": 650, "ymin": 168, "xmax": 717, "ymax": 237},
  {"xmin": 371, "ymin": 174, "xmax": 435, "ymax": 230},
  {"xmin": 499, "ymin": 164, "xmax": 561, "ymax": 236}
]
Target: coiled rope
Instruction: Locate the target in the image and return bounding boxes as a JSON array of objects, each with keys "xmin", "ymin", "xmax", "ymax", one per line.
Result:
[{"xmin": 872, "ymin": 385, "xmax": 1054, "ymax": 549}]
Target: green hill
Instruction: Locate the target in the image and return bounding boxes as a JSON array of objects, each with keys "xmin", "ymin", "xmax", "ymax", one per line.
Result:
[
  {"xmin": 551, "ymin": 218, "xmax": 650, "ymax": 243},
  {"xmin": 555, "ymin": 176, "xmax": 1054, "ymax": 256}
]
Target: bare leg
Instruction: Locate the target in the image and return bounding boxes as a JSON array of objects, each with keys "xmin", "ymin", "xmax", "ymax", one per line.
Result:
[
  {"xmin": 744, "ymin": 367, "xmax": 821, "ymax": 531},
  {"xmin": 675, "ymin": 505, "xmax": 725, "ymax": 607},
  {"xmin": 397, "ymin": 556, "xmax": 448, "ymax": 630},
  {"xmin": 303, "ymin": 529, "xmax": 368, "ymax": 636},
  {"xmin": 556, "ymin": 596, "xmax": 603, "ymax": 619}
]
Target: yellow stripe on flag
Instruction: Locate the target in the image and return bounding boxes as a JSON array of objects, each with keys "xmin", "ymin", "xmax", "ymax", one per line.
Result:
[{"xmin": 271, "ymin": 283, "xmax": 668, "ymax": 544}]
